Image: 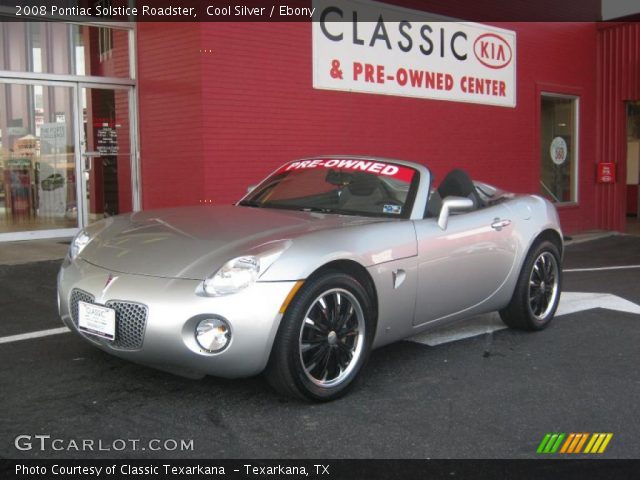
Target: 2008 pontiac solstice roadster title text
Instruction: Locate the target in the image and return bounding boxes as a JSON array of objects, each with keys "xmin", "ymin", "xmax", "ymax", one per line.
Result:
[{"xmin": 58, "ymin": 156, "xmax": 563, "ymax": 401}]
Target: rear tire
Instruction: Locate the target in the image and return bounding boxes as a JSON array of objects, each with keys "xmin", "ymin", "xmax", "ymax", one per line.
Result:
[
  {"xmin": 265, "ymin": 272, "xmax": 374, "ymax": 401},
  {"xmin": 500, "ymin": 240, "xmax": 562, "ymax": 331}
]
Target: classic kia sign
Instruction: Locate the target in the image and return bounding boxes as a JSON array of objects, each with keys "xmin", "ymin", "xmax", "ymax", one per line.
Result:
[{"xmin": 312, "ymin": 0, "xmax": 517, "ymax": 107}]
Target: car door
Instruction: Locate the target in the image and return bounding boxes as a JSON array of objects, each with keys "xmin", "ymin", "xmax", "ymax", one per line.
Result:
[{"xmin": 412, "ymin": 203, "xmax": 518, "ymax": 326}]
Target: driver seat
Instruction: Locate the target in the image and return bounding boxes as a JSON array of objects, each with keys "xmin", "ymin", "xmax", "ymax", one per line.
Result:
[{"xmin": 338, "ymin": 172, "xmax": 384, "ymax": 211}]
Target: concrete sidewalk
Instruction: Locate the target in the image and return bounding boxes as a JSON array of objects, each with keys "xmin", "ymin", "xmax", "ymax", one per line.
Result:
[{"xmin": 0, "ymin": 238, "xmax": 70, "ymax": 265}]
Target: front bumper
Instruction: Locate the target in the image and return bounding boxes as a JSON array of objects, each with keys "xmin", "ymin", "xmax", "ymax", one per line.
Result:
[{"xmin": 57, "ymin": 257, "xmax": 298, "ymax": 378}]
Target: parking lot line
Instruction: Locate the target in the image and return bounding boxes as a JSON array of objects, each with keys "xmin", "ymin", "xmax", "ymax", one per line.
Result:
[
  {"xmin": 410, "ymin": 291, "xmax": 640, "ymax": 347},
  {"xmin": 564, "ymin": 264, "xmax": 640, "ymax": 272},
  {"xmin": 0, "ymin": 327, "xmax": 70, "ymax": 345}
]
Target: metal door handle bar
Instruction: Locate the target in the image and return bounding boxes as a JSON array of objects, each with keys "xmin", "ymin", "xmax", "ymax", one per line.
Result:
[{"xmin": 82, "ymin": 152, "xmax": 101, "ymax": 172}]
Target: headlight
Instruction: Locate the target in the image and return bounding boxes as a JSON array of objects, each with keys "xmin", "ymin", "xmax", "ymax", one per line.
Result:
[
  {"xmin": 69, "ymin": 230, "xmax": 91, "ymax": 260},
  {"xmin": 202, "ymin": 256, "xmax": 259, "ymax": 296},
  {"xmin": 200, "ymin": 240, "xmax": 291, "ymax": 296}
]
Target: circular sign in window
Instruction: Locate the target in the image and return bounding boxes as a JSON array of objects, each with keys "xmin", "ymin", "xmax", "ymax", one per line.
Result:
[{"xmin": 549, "ymin": 136, "xmax": 568, "ymax": 165}]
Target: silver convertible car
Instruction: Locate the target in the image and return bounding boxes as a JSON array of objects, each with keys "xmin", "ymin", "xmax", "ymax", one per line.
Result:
[{"xmin": 58, "ymin": 156, "xmax": 563, "ymax": 401}]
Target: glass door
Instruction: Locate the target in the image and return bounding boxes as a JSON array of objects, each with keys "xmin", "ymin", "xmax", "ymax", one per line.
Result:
[
  {"xmin": 0, "ymin": 80, "xmax": 136, "ymax": 240},
  {"xmin": 78, "ymin": 85, "xmax": 134, "ymax": 226},
  {"xmin": 0, "ymin": 79, "xmax": 79, "ymax": 239}
]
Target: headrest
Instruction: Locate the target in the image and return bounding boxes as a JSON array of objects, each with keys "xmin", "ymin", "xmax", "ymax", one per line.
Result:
[{"xmin": 347, "ymin": 172, "xmax": 380, "ymax": 196}]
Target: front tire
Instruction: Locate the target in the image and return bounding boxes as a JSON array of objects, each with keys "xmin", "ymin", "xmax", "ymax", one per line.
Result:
[
  {"xmin": 265, "ymin": 272, "xmax": 374, "ymax": 401},
  {"xmin": 500, "ymin": 240, "xmax": 562, "ymax": 331}
]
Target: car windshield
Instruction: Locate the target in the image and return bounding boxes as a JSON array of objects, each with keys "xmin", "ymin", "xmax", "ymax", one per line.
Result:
[{"xmin": 239, "ymin": 158, "xmax": 419, "ymax": 219}]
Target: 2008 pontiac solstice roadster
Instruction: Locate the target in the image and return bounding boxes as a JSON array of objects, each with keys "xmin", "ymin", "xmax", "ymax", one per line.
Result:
[{"xmin": 58, "ymin": 156, "xmax": 563, "ymax": 401}]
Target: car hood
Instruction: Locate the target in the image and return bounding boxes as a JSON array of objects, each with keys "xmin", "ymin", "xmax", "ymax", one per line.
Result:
[{"xmin": 80, "ymin": 205, "xmax": 382, "ymax": 279}]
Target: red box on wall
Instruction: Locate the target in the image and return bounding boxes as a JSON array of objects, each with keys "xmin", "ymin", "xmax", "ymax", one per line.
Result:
[{"xmin": 597, "ymin": 162, "xmax": 616, "ymax": 183}]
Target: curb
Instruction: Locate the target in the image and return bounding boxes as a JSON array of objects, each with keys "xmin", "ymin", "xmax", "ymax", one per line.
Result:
[{"xmin": 564, "ymin": 231, "xmax": 620, "ymax": 246}]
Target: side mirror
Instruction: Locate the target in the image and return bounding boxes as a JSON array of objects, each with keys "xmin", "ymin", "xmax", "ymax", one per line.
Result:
[
  {"xmin": 437, "ymin": 196, "xmax": 474, "ymax": 230},
  {"xmin": 247, "ymin": 184, "xmax": 257, "ymax": 194}
]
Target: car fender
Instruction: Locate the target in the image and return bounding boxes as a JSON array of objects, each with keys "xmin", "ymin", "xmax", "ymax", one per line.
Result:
[
  {"xmin": 259, "ymin": 220, "xmax": 419, "ymax": 350},
  {"xmin": 259, "ymin": 220, "xmax": 418, "ymax": 282}
]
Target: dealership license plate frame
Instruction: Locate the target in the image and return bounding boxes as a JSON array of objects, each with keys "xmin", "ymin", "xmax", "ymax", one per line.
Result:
[{"xmin": 78, "ymin": 301, "xmax": 116, "ymax": 341}]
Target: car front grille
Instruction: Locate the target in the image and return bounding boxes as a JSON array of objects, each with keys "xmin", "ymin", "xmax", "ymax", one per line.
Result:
[{"xmin": 70, "ymin": 288, "xmax": 148, "ymax": 350}]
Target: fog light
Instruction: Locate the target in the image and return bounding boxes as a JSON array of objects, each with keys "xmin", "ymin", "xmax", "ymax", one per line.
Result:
[{"xmin": 195, "ymin": 317, "xmax": 231, "ymax": 352}]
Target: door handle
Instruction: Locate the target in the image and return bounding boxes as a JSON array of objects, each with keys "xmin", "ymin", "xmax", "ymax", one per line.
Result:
[
  {"xmin": 82, "ymin": 152, "xmax": 101, "ymax": 172},
  {"xmin": 491, "ymin": 218, "xmax": 511, "ymax": 231}
]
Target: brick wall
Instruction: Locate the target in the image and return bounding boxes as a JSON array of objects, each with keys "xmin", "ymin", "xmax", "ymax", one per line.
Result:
[
  {"xmin": 138, "ymin": 21, "xmax": 600, "ymax": 234},
  {"xmin": 137, "ymin": 23, "xmax": 205, "ymax": 208}
]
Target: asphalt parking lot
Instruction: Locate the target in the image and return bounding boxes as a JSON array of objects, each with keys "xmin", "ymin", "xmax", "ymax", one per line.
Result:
[{"xmin": 1, "ymin": 235, "xmax": 639, "ymax": 459}]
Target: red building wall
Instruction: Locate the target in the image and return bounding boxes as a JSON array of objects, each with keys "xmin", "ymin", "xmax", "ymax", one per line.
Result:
[
  {"xmin": 596, "ymin": 22, "xmax": 640, "ymax": 231},
  {"xmin": 137, "ymin": 23, "xmax": 205, "ymax": 208},
  {"xmin": 138, "ymin": 21, "xmax": 600, "ymax": 234}
]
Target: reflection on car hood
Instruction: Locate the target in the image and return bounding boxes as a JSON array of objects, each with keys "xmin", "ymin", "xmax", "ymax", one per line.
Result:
[{"xmin": 80, "ymin": 205, "xmax": 382, "ymax": 279}]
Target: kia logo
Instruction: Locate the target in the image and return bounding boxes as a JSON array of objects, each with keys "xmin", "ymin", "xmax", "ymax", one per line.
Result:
[{"xmin": 473, "ymin": 33, "xmax": 512, "ymax": 69}]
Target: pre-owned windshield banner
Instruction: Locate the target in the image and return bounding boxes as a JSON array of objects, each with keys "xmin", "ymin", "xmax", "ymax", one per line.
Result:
[
  {"xmin": 312, "ymin": 0, "xmax": 517, "ymax": 107},
  {"xmin": 281, "ymin": 158, "xmax": 415, "ymax": 182}
]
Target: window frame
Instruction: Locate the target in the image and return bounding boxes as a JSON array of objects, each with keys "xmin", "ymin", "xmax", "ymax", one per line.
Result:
[{"xmin": 538, "ymin": 90, "xmax": 580, "ymax": 206}]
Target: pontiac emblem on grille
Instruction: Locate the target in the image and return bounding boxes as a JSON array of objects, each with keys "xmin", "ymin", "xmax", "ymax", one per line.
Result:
[
  {"xmin": 100, "ymin": 274, "xmax": 118, "ymax": 301},
  {"xmin": 102, "ymin": 273, "xmax": 118, "ymax": 299},
  {"xmin": 104, "ymin": 273, "xmax": 117, "ymax": 289}
]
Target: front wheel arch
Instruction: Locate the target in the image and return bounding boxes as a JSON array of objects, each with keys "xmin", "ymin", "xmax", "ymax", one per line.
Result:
[{"xmin": 304, "ymin": 259, "xmax": 379, "ymax": 334}]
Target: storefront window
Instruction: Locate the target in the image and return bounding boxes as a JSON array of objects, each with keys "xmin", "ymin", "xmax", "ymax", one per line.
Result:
[
  {"xmin": 540, "ymin": 94, "xmax": 578, "ymax": 203},
  {"xmin": 0, "ymin": 22, "xmax": 130, "ymax": 78},
  {"xmin": 0, "ymin": 83, "xmax": 77, "ymax": 233}
]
